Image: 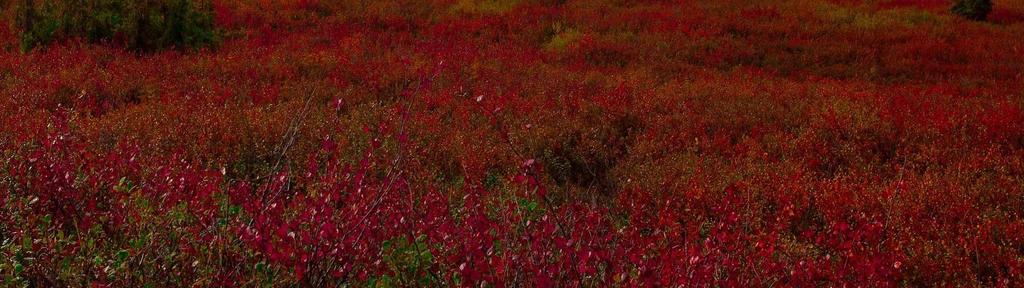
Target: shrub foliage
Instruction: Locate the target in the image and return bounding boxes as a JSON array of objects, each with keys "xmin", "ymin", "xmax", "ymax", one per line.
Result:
[
  {"xmin": 951, "ymin": 0, "xmax": 993, "ymax": 21},
  {"xmin": 1, "ymin": 0, "xmax": 1023, "ymax": 286},
  {"xmin": 11, "ymin": 0, "xmax": 218, "ymax": 51}
]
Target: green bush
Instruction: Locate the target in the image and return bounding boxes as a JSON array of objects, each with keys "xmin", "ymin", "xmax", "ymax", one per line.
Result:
[
  {"xmin": 951, "ymin": 0, "xmax": 992, "ymax": 21},
  {"xmin": 12, "ymin": 0, "xmax": 218, "ymax": 51}
]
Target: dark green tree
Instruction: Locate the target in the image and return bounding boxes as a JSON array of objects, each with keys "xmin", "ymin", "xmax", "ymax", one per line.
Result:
[
  {"xmin": 12, "ymin": 0, "xmax": 218, "ymax": 52},
  {"xmin": 951, "ymin": 0, "xmax": 993, "ymax": 21}
]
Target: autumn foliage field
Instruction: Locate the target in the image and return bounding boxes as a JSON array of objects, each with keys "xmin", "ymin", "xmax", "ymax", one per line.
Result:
[{"xmin": 1, "ymin": 0, "xmax": 1023, "ymax": 286}]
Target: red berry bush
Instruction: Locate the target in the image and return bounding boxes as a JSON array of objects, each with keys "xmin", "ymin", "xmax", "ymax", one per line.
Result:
[{"xmin": 1, "ymin": 0, "xmax": 1023, "ymax": 287}]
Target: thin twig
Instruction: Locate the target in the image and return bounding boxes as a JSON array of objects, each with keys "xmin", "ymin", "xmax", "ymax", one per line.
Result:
[
  {"xmin": 260, "ymin": 86, "xmax": 320, "ymax": 208},
  {"xmin": 330, "ymin": 61, "xmax": 443, "ymax": 283}
]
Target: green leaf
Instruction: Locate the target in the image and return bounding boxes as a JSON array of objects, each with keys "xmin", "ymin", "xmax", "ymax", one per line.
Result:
[{"xmin": 116, "ymin": 249, "xmax": 129, "ymax": 262}]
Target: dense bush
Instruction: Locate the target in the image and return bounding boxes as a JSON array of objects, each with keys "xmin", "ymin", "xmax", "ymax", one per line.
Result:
[
  {"xmin": 11, "ymin": 0, "xmax": 218, "ymax": 51},
  {"xmin": 951, "ymin": 0, "xmax": 993, "ymax": 21},
  {"xmin": 1, "ymin": 0, "xmax": 1023, "ymax": 286}
]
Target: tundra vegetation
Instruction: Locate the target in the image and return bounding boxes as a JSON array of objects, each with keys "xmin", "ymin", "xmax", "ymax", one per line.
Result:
[{"xmin": 1, "ymin": 0, "xmax": 1023, "ymax": 287}]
